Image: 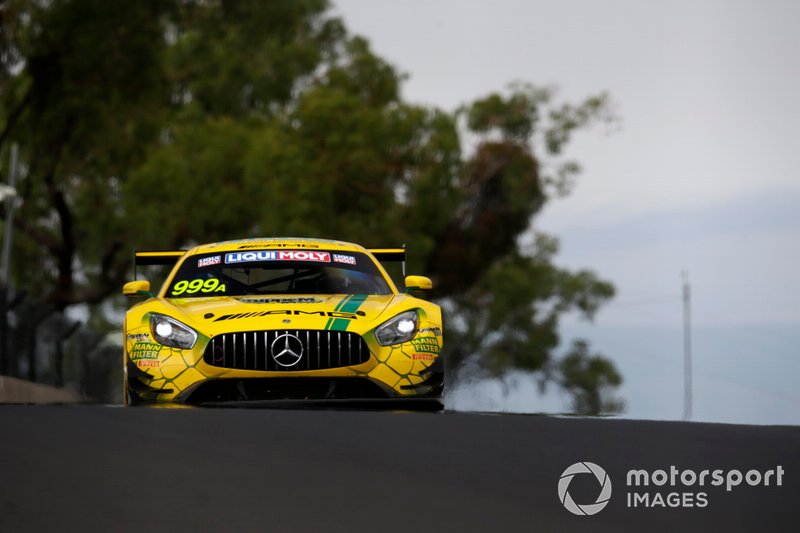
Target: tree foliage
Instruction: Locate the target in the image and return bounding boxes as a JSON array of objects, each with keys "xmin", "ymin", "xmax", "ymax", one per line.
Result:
[
  {"xmin": 561, "ymin": 340, "xmax": 624, "ymax": 415},
  {"xmin": 0, "ymin": 0, "xmax": 623, "ymax": 414}
]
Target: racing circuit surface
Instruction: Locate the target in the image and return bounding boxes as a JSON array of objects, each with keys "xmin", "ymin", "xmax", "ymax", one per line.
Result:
[{"xmin": 0, "ymin": 406, "xmax": 798, "ymax": 532}]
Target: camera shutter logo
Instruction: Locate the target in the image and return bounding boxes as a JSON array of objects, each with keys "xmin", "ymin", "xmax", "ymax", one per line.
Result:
[{"xmin": 558, "ymin": 462, "xmax": 612, "ymax": 516}]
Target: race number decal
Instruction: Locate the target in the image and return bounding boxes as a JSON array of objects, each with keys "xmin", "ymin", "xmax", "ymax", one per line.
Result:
[{"xmin": 171, "ymin": 278, "xmax": 227, "ymax": 296}]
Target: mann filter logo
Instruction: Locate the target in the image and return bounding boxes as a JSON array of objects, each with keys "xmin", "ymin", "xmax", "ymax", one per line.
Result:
[
  {"xmin": 130, "ymin": 342, "xmax": 162, "ymax": 360},
  {"xmin": 411, "ymin": 337, "xmax": 439, "ymax": 353},
  {"xmin": 558, "ymin": 462, "xmax": 612, "ymax": 516}
]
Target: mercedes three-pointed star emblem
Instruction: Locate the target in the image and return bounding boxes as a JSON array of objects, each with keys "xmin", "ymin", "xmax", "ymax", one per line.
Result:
[{"xmin": 270, "ymin": 332, "xmax": 304, "ymax": 367}]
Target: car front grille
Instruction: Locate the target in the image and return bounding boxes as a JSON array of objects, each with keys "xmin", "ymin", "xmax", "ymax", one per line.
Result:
[{"xmin": 202, "ymin": 330, "xmax": 371, "ymax": 371}]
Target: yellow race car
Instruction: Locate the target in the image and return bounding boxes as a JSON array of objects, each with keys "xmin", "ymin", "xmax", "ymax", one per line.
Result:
[{"xmin": 122, "ymin": 238, "xmax": 443, "ymax": 407}]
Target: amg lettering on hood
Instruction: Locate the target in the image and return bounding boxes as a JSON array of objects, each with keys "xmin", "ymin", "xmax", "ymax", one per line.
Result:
[
  {"xmin": 213, "ymin": 310, "xmax": 362, "ymax": 322},
  {"xmin": 225, "ymin": 250, "xmax": 331, "ymax": 264}
]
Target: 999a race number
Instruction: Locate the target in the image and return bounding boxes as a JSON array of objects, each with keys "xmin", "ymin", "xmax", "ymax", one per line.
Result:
[{"xmin": 171, "ymin": 278, "xmax": 227, "ymax": 296}]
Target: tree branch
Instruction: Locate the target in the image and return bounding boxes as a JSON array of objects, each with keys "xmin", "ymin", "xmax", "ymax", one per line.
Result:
[
  {"xmin": 45, "ymin": 239, "xmax": 128, "ymax": 307},
  {"xmin": 0, "ymin": 84, "xmax": 32, "ymax": 149},
  {"xmin": 0, "ymin": 202, "xmax": 62, "ymax": 254}
]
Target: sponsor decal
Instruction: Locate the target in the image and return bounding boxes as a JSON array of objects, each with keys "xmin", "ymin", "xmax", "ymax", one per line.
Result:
[
  {"xmin": 238, "ymin": 297, "xmax": 321, "ymax": 304},
  {"xmin": 332, "ymin": 254, "xmax": 357, "ymax": 265},
  {"xmin": 130, "ymin": 342, "xmax": 162, "ymax": 361},
  {"xmin": 127, "ymin": 333, "xmax": 150, "ymax": 342},
  {"xmin": 198, "ymin": 255, "xmax": 221, "ymax": 268},
  {"xmin": 411, "ymin": 336, "xmax": 440, "ymax": 354},
  {"xmin": 213, "ymin": 309, "xmax": 362, "ymax": 322},
  {"xmin": 418, "ymin": 327, "xmax": 442, "ymax": 336},
  {"xmin": 412, "ymin": 353, "xmax": 435, "ymax": 361},
  {"xmin": 135, "ymin": 360, "xmax": 160, "ymax": 368},
  {"xmin": 238, "ymin": 243, "xmax": 320, "ymax": 249},
  {"xmin": 223, "ymin": 238, "xmax": 336, "ymax": 248},
  {"xmin": 225, "ymin": 250, "xmax": 331, "ymax": 264}
]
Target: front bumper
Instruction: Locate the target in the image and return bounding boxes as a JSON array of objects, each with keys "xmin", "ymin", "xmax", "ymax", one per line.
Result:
[{"xmin": 125, "ymin": 330, "xmax": 444, "ymax": 405}]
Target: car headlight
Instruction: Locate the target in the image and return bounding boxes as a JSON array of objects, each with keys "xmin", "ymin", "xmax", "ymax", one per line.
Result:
[
  {"xmin": 150, "ymin": 313, "xmax": 197, "ymax": 349},
  {"xmin": 375, "ymin": 310, "xmax": 419, "ymax": 346}
]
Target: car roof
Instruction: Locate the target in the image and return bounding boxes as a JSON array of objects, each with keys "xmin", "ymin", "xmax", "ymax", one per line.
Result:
[{"xmin": 188, "ymin": 237, "xmax": 366, "ymax": 255}]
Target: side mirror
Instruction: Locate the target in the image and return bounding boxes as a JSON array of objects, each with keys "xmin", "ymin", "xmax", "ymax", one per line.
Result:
[
  {"xmin": 123, "ymin": 280, "xmax": 152, "ymax": 298},
  {"xmin": 404, "ymin": 275, "xmax": 433, "ymax": 292}
]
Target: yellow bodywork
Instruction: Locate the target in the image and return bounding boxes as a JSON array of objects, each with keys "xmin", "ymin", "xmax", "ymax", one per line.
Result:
[{"xmin": 123, "ymin": 238, "xmax": 443, "ymax": 405}]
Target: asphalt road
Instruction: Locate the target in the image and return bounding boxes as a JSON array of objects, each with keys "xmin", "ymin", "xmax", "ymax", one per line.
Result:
[{"xmin": 0, "ymin": 405, "xmax": 797, "ymax": 532}]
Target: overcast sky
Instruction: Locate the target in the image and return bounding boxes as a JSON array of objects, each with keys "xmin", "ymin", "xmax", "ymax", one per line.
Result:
[{"xmin": 334, "ymin": 0, "xmax": 800, "ymax": 424}]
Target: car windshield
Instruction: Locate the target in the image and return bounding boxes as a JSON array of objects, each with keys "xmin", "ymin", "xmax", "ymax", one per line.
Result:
[{"xmin": 164, "ymin": 250, "xmax": 392, "ymax": 298}]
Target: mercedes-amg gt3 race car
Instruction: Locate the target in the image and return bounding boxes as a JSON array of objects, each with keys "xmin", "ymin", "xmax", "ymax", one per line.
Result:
[{"xmin": 122, "ymin": 238, "xmax": 443, "ymax": 407}]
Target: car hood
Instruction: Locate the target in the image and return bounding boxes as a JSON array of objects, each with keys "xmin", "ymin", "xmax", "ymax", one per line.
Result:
[{"xmin": 159, "ymin": 293, "xmax": 406, "ymax": 334}]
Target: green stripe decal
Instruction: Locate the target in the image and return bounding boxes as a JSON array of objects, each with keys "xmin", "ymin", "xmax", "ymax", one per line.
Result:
[
  {"xmin": 328, "ymin": 294, "xmax": 367, "ymax": 331},
  {"xmin": 333, "ymin": 294, "xmax": 352, "ymax": 312},
  {"xmin": 339, "ymin": 294, "xmax": 367, "ymax": 313}
]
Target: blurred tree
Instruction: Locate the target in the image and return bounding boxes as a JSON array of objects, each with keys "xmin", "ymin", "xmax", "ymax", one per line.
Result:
[
  {"xmin": 0, "ymin": 0, "xmax": 623, "ymax": 413},
  {"xmin": 560, "ymin": 340, "xmax": 625, "ymax": 415},
  {"xmin": 0, "ymin": 0, "xmax": 173, "ymax": 306}
]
